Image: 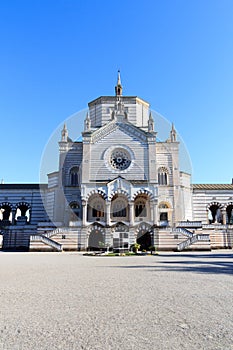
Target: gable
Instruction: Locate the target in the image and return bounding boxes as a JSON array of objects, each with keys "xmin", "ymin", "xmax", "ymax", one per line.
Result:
[{"xmin": 91, "ymin": 121, "xmax": 148, "ymax": 144}]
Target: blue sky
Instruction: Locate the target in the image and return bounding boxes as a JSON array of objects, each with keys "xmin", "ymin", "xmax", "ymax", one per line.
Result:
[{"xmin": 0, "ymin": 0, "xmax": 233, "ymax": 184}]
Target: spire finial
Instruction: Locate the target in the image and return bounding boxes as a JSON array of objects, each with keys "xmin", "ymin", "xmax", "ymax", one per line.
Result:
[
  {"xmin": 170, "ymin": 123, "xmax": 177, "ymax": 142},
  {"xmin": 61, "ymin": 123, "xmax": 68, "ymax": 142},
  {"xmin": 148, "ymin": 111, "xmax": 154, "ymax": 132},
  {"xmin": 84, "ymin": 112, "xmax": 91, "ymax": 131},
  {"xmin": 117, "ymin": 70, "xmax": 121, "ymax": 85},
  {"xmin": 115, "ymin": 70, "xmax": 123, "ymax": 96}
]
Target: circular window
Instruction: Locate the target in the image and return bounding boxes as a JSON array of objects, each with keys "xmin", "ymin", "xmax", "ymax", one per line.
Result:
[{"xmin": 110, "ymin": 148, "xmax": 131, "ymax": 170}]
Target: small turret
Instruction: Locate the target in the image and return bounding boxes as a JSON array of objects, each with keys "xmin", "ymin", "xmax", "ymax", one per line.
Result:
[
  {"xmin": 148, "ymin": 111, "xmax": 154, "ymax": 132},
  {"xmin": 170, "ymin": 123, "xmax": 177, "ymax": 142},
  {"xmin": 115, "ymin": 70, "xmax": 123, "ymax": 96},
  {"xmin": 84, "ymin": 112, "xmax": 91, "ymax": 131},
  {"xmin": 61, "ymin": 123, "xmax": 68, "ymax": 142}
]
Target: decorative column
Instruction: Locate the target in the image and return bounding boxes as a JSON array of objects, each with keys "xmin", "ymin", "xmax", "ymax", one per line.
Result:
[
  {"xmin": 105, "ymin": 227, "xmax": 113, "ymax": 248},
  {"xmin": 150, "ymin": 203, "xmax": 154, "ymax": 223},
  {"xmin": 222, "ymin": 210, "xmax": 227, "ymax": 225},
  {"xmin": 64, "ymin": 206, "xmax": 71, "ymax": 227},
  {"xmin": 153, "ymin": 201, "xmax": 158, "ymax": 225},
  {"xmin": 11, "ymin": 209, "xmax": 16, "ymax": 225},
  {"xmin": 129, "ymin": 202, "xmax": 134, "ymax": 226},
  {"xmin": 106, "ymin": 201, "xmax": 111, "ymax": 226},
  {"xmin": 82, "ymin": 200, "xmax": 87, "ymax": 226}
]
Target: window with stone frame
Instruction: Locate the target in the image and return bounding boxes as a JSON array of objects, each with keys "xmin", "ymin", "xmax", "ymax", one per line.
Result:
[
  {"xmin": 134, "ymin": 198, "xmax": 147, "ymax": 217},
  {"xmin": 69, "ymin": 202, "xmax": 81, "ymax": 220},
  {"xmin": 158, "ymin": 167, "xmax": 169, "ymax": 185},
  {"xmin": 69, "ymin": 166, "xmax": 79, "ymax": 186},
  {"xmin": 92, "ymin": 202, "xmax": 104, "ymax": 218},
  {"xmin": 88, "ymin": 196, "xmax": 105, "ymax": 219},
  {"xmin": 112, "ymin": 198, "xmax": 127, "ymax": 218}
]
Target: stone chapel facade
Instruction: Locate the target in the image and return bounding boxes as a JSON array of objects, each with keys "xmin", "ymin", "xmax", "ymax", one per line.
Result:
[{"xmin": 0, "ymin": 73, "xmax": 233, "ymax": 251}]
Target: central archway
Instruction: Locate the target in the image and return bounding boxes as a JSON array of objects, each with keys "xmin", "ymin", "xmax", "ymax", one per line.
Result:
[
  {"xmin": 136, "ymin": 223, "xmax": 152, "ymax": 251},
  {"xmin": 88, "ymin": 225, "xmax": 104, "ymax": 251}
]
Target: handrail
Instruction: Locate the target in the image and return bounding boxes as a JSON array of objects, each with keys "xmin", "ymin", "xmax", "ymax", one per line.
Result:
[
  {"xmin": 177, "ymin": 234, "xmax": 210, "ymax": 251},
  {"xmin": 30, "ymin": 234, "xmax": 62, "ymax": 251},
  {"xmin": 177, "ymin": 221, "xmax": 202, "ymax": 228},
  {"xmin": 202, "ymin": 224, "xmax": 233, "ymax": 230},
  {"xmin": 41, "ymin": 236, "xmax": 62, "ymax": 251},
  {"xmin": 40, "ymin": 227, "xmax": 72, "ymax": 238},
  {"xmin": 173, "ymin": 227, "xmax": 193, "ymax": 237}
]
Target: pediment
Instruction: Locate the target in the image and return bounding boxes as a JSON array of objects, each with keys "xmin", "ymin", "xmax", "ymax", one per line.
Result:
[
  {"xmin": 107, "ymin": 176, "xmax": 131, "ymax": 199},
  {"xmin": 91, "ymin": 120, "xmax": 148, "ymax": 144}
]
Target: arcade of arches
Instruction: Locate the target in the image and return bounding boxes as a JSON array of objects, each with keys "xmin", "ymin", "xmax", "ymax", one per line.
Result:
[
  {"xmin": 87, "ymin": 222, "xmax": 153, "ymax": 251},
  {"xmin": 208, "ymin": 202, "xmax": 233, "ymax": 225},
  {"xmin": 0, "ymin": 202, "xmax": 31, "ymax": 225},
  {"xmin": 83, "ymin": 193, "xmax": 153, "ymax": 225}
]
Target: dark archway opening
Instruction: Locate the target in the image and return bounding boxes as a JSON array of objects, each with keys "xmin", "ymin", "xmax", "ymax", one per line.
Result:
[
  {"xmin": 226, "ymin": 205, "xmax": 233, "ymax": 224},
  {"xmin": 69, "ymin": 202, "xmax": 81, "ymax": 221},
  {"xmin": 0, "ymin": 205, "xmax": 12, "ymax": 225},
  {"xmin": 208, "ymin": 205, "xmax": 222, "ymax": 224},
  {"xmin": 16, "ymin": 204, "xmax": 30, "ymax": 223},
  {"xmin": 88, "ymin": 230, "xmax": 104, "ymax": 251},
  {"xmin": 137, "ymin": 231, "xmax": 152, "ymax": 251}
]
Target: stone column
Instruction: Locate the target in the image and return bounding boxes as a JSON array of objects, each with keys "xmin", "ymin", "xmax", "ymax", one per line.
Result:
[
  {"xmin": 129, "ymin": 202, "xmax": 134, "ymax": 226},
  {"xmin": 105, "ymin": 227, "xmax": 113, "ymax": 248},
  {"xmin": 106, "ymin": 201, "xmax": 111, "ymax": 226},
  {"xmin": 11, "ymin": 209, "xmax": 16, "ymax": 225},
  {"xmin": 222, "ymin": 210, "xmax": 227, "ymax": 225},
  {"xmin": 153, "ymin": 201, "xmax": 158, "ymax": 225},
  {"xmin": 150, "ymin": 203, "xmax": 154, "ymax": 223},
  {"xmin": 82, "ymin": 200, "xmax": 87, "ymax": 226},
  {"xmin": 64, "ymin": 207, "xmax": 70, "ymax": 227}
]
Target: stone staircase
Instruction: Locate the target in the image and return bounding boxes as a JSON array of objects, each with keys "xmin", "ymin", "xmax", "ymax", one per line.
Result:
[
  {"xmin": 174, "ymin": 227, "xmax": 210, "ymax": 251},
  {"xmin": 29, "ymin": 227, "xmax": 79, "ymax": 251},
  {"xmin": 30, "ymin": 234, "xmax": 63, "ymax": 251},
  {"xmin": 173, "ymin": 227, "xmax": 193, "ymax": 238},
  {"xmin": 177, "ymin": 233, "xmax": 210, "ymax": 251}
]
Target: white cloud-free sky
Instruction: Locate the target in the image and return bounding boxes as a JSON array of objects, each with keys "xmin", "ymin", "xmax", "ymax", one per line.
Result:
[{"xmin": 1, "ymin": 0, "xmax": 233, "ymax": 184}]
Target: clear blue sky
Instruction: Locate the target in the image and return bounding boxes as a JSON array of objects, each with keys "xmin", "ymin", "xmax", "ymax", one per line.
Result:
[{"xmin": 1, "ymin": 0, "xmax": 233, "ymax": 184}]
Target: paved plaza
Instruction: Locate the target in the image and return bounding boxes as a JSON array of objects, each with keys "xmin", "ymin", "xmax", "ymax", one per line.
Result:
[{"xmin": 0, "ymin": 250, "xmax": 233, "ymax": 350}]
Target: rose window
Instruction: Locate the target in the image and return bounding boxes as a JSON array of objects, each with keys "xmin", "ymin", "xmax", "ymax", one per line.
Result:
[{"xmin": 110, "ymin": 149, "xmax": 131, "ymax": 170}]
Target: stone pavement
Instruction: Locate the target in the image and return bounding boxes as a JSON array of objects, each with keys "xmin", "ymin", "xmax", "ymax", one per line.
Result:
[{"xmin": 0, "ymin": 250, "xmax": 233, "ymax": 350}]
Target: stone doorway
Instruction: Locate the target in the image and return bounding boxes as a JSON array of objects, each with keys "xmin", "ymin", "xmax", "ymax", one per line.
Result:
[
  {"xmin": 136, "ymin": 223, "xmax": 152, "ymax": 251},
  {"xmin": 88, "ymin": 226, "xmax": 104, "ymax": 251}
]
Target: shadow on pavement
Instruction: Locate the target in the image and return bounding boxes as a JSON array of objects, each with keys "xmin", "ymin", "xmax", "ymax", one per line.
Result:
[{"xmin": 108, "ymin": 252, "xmax": 233, "ymax": 275}]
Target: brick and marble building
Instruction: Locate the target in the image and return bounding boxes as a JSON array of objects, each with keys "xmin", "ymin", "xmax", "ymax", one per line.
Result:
[{"xmin": 1, "ymin": 73, "xmax": 233, "ymax": 251}]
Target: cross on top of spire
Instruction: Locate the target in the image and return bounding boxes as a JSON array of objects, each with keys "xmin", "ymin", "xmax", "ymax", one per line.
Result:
[{"xmin": 115, "ymin": 70, "xmax": 123, "ymax": 96}]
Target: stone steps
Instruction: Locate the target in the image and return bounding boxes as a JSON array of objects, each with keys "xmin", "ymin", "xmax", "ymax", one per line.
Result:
[{"xmin": 30, "ymin": 229, "xmax": 79, "ymax": 251}]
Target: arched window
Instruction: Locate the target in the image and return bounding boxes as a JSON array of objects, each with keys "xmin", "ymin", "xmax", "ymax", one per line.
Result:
[
  {"xmin": 16, "ymin": 202, "xmax": 31, "ymax": 223},
  {"xmin": 226, "ymin": 204, "xmax": 233, "ymax": 224},
  {"xmin": 87, "ymin": 195, "xmax": 105, "ymax": 221},
  {"xmin": 111, "ymin": 195, "xmax": 128, "ymax": 219},
  {"xmin": 208, "ymin": 203, "xmax": 222, "ymax": 224},
  {"xmin": 69, "ymin": 166, "xmax": 79, "ymax": 186},
  {"xmin": 69, "ymin": 201, "xmax": 81, "ymax": 220},
  {"xmin": 158, "ymin": 167, "xmax": 169, "ymax": 185},
  {"xmin": 113, "ymin": 200, "xmax": 126, "ymax": 217},
  {"xmin": 0, "ymin": 203, "xmax": 13, "ymax": 223},
  {"xmin": 158, "ymin": 203, "xmax": 169, "ymax": 209},
  {"xmin": 158, "ymin": 202, "xmax": 170, "ymax": 226},
  {"xmin": 92, "ymin": 201, "xmax": 104, "ymax": 218},
  {"xmin": 134, "ymin": 196, "xmax": 148, "ymax": 218}
]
